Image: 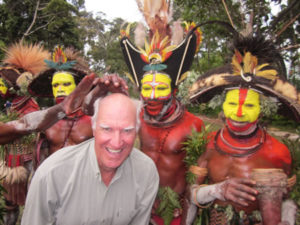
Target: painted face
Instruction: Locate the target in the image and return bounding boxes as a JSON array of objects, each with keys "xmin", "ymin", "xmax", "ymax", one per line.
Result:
[
  {"xmin": 141, "ymin": 73, "xmax": 172, "ymax": 100},
  {"xmin": 51, "ymin": 72, "xmax": 76, "ymax": 98},
  {"xmin": 223, "ymin": 88, "xmax": 260, "ymax": 123},
  {"xmin": 93, "ymin": 94, "xmax": 137, "ymax": 173},
  {"xmin": 141, "ymin": 73, "xmax": 172, "ymax": 116},
  {"xmin": 0, "ymin": 78, "xmax": 8, "ymax": 97}
]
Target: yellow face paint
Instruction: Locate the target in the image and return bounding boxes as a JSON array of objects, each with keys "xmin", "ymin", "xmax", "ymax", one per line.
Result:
[
  {"xmin": 0, "ymin": 78, "xmax": 8, "ymax": 95},
  {"xmin": 52, "ymin": 72, "xmax": 76, "ymax": 98},
  {"xmin": 223, "ymin": 89, "xmax": 260, "ymax": 123},
  {"xmin": 141, "ymin": 73, "xmax": 172, "ymax": 100}
]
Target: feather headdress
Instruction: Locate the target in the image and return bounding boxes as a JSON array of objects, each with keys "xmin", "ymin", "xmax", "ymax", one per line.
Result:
[
  {"xmin": 28, "ymin": 46, "xmax": 91, "ymax": 97},
  {"xmin": 0, "ymin": 41, "xmax": 50, "ymax": 91},
  {"xmin": 120, "ymin": 0, "xmax": 202, "ymax": 88},
  {"xmin": 189, "ymin": 22, "xmax": 300, "ymax": 121}
]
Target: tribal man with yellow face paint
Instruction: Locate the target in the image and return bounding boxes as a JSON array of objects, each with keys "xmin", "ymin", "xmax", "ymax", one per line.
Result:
[
  {"xmin": 120, "ymin": 6, "xmax": 204, "ymax": 222},
  {"xmin": 189, "ymin": 34, "xmax": 296, "ymax": 225},
  {"xmin": 28, "ymin": 47, "xmax": 94, "ymax": 162}
]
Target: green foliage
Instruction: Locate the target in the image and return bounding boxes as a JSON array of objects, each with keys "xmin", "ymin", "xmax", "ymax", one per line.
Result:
[
  {"xmin": 177, "ymin": 70, "xmax": 201, "ymax": 105},
  {"xmin": 156, "ymin": 187, "xmax": 181, "ymax": 225},
  {"xmin": 0, "ymin": 0, "xmax": 83, "ymax": 50},
  {"xmin": 0, "ymin": 178, "xmax": 6, "ymax": 223},
  {"xmin": 260, "ymin": 95, "xmax": 280, "ymax": 118},
  {"xmin": 173, "ymin": 0, "xmax": 300, "ymax": 79},
  {"xmin": 183, "ymin": 127, "xmax": 210, "ymax": 184}
]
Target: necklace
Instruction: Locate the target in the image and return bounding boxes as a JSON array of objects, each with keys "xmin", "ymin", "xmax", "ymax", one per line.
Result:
[{"xmin": 214, "ymin": 128, "xmax": 266, "ymax": 158}]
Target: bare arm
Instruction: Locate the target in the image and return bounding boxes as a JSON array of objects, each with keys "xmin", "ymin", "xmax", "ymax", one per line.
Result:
[{"xmin": 0, "ymin": 73, "xmax": 96, "ymax": 144}]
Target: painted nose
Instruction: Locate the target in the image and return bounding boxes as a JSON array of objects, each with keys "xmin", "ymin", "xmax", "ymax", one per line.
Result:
[{"xmin": 237, "ymin": 105, "xmax": 243, "ymax": 117}]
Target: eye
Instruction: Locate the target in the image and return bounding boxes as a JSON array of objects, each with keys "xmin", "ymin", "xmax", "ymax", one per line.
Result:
[
  {"xmin": 63, "ymin": 82, "xmax": 71, "ymax": 87},
  {"xmin": 142, "ymin": 86, "xmax": 151, "ymax": 91},
  {"xmin": 228, "ymin": 102, "xmax": 237, "ymax": 105},
  {"xmin": 100, "ymin": 126, "xmax": 111, "ymax": 132},
  {"xmin": 52, "ymin": 83, "xmax": 59, "ymax": 88},
  {"xmin": 245, "ymin": 104, "xmax": 254, "ymax": 107},
  {"xmin": 157, "ymin": 86, "xmax": 167, "ymax": 91},
  {"xmin": 123, "ymin": 128, "xmax": 134, "ymax": 134}
]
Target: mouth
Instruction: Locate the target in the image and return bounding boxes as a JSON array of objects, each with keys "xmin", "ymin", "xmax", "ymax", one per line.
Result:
[
  {"xmin": 228, "ymin": 119, "xmax": 248, "ymax": 127},
  {"xmin": 106, "ymin": 147, "xmax": 122, "ymax": 154}
]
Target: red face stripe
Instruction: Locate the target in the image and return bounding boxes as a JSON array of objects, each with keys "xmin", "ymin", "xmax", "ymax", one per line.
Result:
[{"xmin": 237, "ymin": 89, "xmax": 248, "ymax": 117}]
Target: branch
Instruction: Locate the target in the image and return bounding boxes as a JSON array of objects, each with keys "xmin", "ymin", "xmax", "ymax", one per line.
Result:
[
  {"xmin": 26, "ymin": 17, "xmax": 55, "ymax": 36},
  {"xmin": 275, "ymin": 13, "xmax": 300, "ymax": 39},
  {"xmin": 279, "ymin": 44, "xmax": 300, "ymax": 51},
  {"xmin": 22, "ymin": 0, "xmax": 40, "ymax": 41},
  {"xmin": 270, "ymin": 0, "xmax": 299, "ymax": 31}
]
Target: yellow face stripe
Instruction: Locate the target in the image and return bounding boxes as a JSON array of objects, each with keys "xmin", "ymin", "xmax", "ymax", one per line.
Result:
[
  {"xmin": 0, "ymin": 78, "xmax": 8, "ymax": 95},
  {"xmin": 52, "ymin": 72, "xmax": 76, "ymax": 98},
  {"xmin": 141, "ymin": 73, "xmax": 172, "ymax": 100}
]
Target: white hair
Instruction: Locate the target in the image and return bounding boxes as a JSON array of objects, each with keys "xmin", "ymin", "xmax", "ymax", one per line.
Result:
[{"xmin": 91, "ymin": 96, "xmax": 142, "ymax": 132}]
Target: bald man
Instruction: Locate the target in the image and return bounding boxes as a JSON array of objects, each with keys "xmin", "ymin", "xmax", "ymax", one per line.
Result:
[{"xmin": 21, "ymin": 93, "xmax": 159, "ymax": 225}]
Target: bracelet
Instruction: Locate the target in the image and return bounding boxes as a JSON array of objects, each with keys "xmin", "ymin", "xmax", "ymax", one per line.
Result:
[
  {"xmin": 193, "ymin": 184, "xmax": 214, "ymax": 209},
  {"xmin": 189, "ymin": 166, "xmax": 208, "ymax": 177}
]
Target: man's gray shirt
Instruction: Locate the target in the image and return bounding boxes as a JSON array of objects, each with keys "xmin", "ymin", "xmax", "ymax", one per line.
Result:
[{"xmin": 21, "ymin": 138, "xmax": 159, "ymax": 225}]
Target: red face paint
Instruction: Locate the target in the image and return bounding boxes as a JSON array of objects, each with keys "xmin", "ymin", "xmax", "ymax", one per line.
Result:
[{"xmin": 237, "ymin": 89, "xmax": 248, "ymax": 117}]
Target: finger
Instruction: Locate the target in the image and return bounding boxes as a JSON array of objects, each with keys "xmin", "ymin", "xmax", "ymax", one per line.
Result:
[
  {"xmin": 111, "ymin": 74, "xmax": 121, "ymax": 87},
  {"xmin": 230, "ymin": 181, "xmax": 258, "ymax": 196},
  {"xmin": 239, "ymin": 178, "xmax": 256, "ymax": 186},
  {"xmin": 231, "ymin": 188, "xmax": 256, "ymax": 201}
]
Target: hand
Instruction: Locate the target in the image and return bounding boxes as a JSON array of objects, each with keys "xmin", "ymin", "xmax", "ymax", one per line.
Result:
[
  {"xmin": 62, "ymin": 73, "xmax": 96, "ymax": 115},
  {"xmin": 220, "ymin": 177, "xmax": 258, "ymax": 206},
  {"xmin": 82, "ymin": 74, "xmax": 129, "ymax": 115}
]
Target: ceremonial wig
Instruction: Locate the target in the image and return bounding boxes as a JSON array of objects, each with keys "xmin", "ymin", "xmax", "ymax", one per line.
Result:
[
  {"xmin": 119, "ymin": 0, "xmax": 203, "ymax": 90},
  {"xmin": 189, "ymin": 22, "xmax": 300, "ymax": 121},
  {"xmin": 28, "ymin": 46, "xmax": 91, "ymax": 97},
  {"xmin": 0, "ymin": 41, "xmax": 50, "ymax": 95}
]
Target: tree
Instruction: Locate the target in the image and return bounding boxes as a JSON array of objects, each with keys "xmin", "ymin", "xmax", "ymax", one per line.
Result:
[
  {"xmin": 0, "ymin": 0, "xmax": 84, "ymax": 57},
  {"xmin": 173, "ymin": 0, "xmax": 300, "ymax": 79}
]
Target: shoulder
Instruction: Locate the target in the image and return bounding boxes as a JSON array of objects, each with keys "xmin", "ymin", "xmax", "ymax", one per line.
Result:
[
  {"xmin": 183, "ymin": 111, "xmax": 204, "ymax": 129},
  {"xmin": 265, "ymin": 133, "xmax": 291, "ymax": 164},
  {"xmin": 129, "ymin": 148, "xmax": 158, "ymax": 176},
  {"xmin": 36, "ymin": 138, "xmax": 94, "ymax": 178}
]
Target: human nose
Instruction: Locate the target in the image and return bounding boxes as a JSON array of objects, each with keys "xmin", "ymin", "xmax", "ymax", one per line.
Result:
[
  {"xmin": 110, "ymin": 131, "xmax": 123, "ymax": 148},
  {"xmin": 236, "ymin": 105, "xmax": 243, "ymax": 117}
]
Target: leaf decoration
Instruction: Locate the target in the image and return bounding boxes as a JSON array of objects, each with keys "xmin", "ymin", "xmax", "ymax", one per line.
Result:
[
  {"xmin": 156, "ymin": 186, "xmax": 181, "ymax": 225},
  {"xmin": 44, "ymin": 59, "xmax": 77, "ymax": 71},
  {"xmin": 143, "ymin": 64, "xmax": 167, "ymax": 72}
]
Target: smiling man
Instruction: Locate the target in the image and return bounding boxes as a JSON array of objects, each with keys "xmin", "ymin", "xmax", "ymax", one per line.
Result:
[{"xmin": 21, "ymin": 93, "xmax": 159, "ymax": 225}]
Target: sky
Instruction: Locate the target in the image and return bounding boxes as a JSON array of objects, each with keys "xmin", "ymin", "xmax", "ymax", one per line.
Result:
[{"xmin": 85, "ymin": 0, "xmax": 143, "ymax": 22}]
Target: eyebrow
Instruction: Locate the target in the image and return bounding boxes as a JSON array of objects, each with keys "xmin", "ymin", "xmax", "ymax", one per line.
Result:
[
  {"xmin": 124, "ymin": 126, "xmax": 135, "ymax": 131},
  {"xmin": 99, "ymin": 124, "xmax": 110, "ymax": 129},
  {"xmin": 99, "ymin": 124, "xmax": 135, "ymax": 131}
]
